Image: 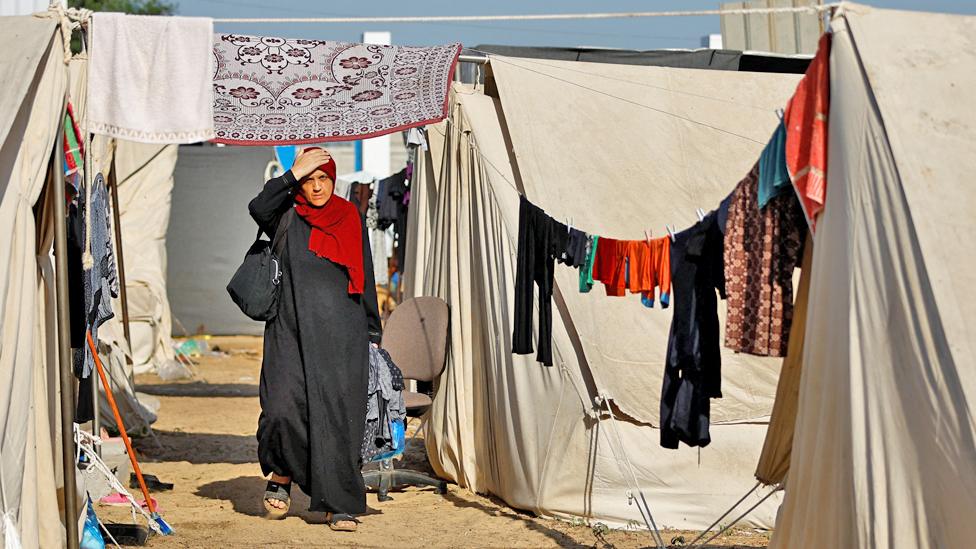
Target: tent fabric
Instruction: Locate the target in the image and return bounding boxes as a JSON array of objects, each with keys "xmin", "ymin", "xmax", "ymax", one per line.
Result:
[
  {"xmin": 113, "ymin": 140, "xmax": 179, "ymax": 375},
  {"xmin": 0, "ymin": 14, "xmax": 68, "ymax": 548},
  {"xmin": 770, "ymin": 5, "xmax": 976, "ymax": 548},
  {"xmin": 754, "ymin": 234, "xmax": 811, "ymax": 486},
  {"xmin": 416, "ymin": 55, "xmax": 802, "ymax": 527},
  {"xmin": 0, "ymin": 15, "xmax": 57, "ymax": 146},
  {"xmin": 401, "ymin": 121, "xmax": 445, "ymax": 300}
]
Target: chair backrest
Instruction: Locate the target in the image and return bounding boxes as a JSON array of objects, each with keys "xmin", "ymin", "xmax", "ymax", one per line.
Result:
[{"xmin": 381, "ymin": 296, "xmax": 449, "ymax": 382}]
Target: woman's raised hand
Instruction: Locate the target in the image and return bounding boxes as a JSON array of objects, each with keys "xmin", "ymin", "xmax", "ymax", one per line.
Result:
[{"xmin": 291, "ymin": 148, "xmax": 332, "ymax": 181}]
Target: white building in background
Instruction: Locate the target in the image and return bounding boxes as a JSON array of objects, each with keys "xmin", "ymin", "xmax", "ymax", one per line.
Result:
[
  {"xmin": 359, "ymin": 31, "xmax": 392, "ymax": 178},
  {"xmin": 701, "ymin": 33, "xmax": 724, "ymax": 49}
]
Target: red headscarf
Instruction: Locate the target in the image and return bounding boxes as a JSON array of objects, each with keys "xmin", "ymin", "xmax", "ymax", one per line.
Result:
[{"xmin": 293, "ymin": 148, "xmax": 364, "ymax": 294}]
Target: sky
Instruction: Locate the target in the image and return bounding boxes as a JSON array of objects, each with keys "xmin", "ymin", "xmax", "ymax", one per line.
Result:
[{"xmin": 177, "ymin": 1, "xmax": 976, "ymax": 50}]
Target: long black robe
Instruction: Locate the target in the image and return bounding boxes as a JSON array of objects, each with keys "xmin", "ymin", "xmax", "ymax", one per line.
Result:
[{"xmin": 249, "ymin": 171, "xmax": 382, "ymax": 515}]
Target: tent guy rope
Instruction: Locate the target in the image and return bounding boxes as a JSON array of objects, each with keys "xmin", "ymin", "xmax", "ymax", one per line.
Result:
[
  {"xmin": 684, "ymin": 481, "xmax": 761, "ymax": 547},
  {"xmin": 689, "ymin": 486, "xmax": 783, "ymax": 548},
  {"xmin": 213, "ymin": 5, "xmax": 840, "ymax": 24}
]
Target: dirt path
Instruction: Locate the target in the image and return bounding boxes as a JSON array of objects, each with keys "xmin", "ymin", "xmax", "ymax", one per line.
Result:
[{"xmin": 99, "ymin": 336, "xmax": 769, "ymax": 548}]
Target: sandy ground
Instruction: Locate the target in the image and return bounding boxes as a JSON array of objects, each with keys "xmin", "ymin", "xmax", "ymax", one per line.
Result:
[{"xmin": 98, "ymin": 336, "xmax": 770, "ymax": 548}]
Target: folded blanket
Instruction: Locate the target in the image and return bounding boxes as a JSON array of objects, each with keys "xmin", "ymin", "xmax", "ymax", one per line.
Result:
[
  {"xmin": 88, "ymin": 13, "xmax": 214, "ymax": 143},
  {"xmin": 212, "ymin": 34, "xmax": 460, "ymax": 145}
]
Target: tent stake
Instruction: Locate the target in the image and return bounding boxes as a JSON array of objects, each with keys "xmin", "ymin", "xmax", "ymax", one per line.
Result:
[
  {"xmin": 52, "ymin": 97, "xmax": 81, "ymax": 549},
  {"xmin": 108, "ymin": 163, "xmax": 136, "ymax": 388}
]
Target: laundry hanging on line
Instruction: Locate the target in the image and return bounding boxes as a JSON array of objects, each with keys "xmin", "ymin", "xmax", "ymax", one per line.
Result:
[
  {"xmin": 356, "ymin": 165, "xmax": 413, "ymax": 288},
  {"xmin": 212, "ymin": 34, "xmax": 461, "ymax": 145},
  {"xmin": 88, "ymin": 13, "xmax": 216, "ymax": 144},
  {"xmin": 377, "ymin": 168, "xmax": 408, "ymax": 231},
  {"xmin": 70, "ymin": 173, "xmax": 120, "ymax": 423},
  {"xmin": 507, "ymin": 172, "xmax": 805, "ymax": 448},
  {"xmin": 512, "ymin": 196, "xmax": 676, "ymax": 366},
  {"xmin": 661, "ymin": 141, "xmax": 807, "ymax": 450},
  {"xmin": 661, "ymin": 206, "xmax": 727, "ymax": 449},
  {"xmin": 86, "ymin": 14, "xmax": 460, "ymax": 145},
  {"xmin": 63, "ymin": 102, "xmax": 84, "ymax": 180},
  {"xmin": 592, "ymin": 236, "xmax": 671, "ymax": 307},
  {"xmin": 758, "ymin": 118, "xmax": 791, "ymax": 209},
  {"xmin": 724, "ymin": 163, "xmax": 807, "ymax": 358},
  {"xmin": 784, "ymin": 33, "xmax": 831, "ymax": 230},
  {"xmin": 512, "ymin": 196, "xmax": 568, "ymax": 366}
]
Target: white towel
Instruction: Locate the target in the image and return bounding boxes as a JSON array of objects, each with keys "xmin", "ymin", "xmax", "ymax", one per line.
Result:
[{"xmin": 88, "ymin": 13, "xmax": 214, "ymax": 144}]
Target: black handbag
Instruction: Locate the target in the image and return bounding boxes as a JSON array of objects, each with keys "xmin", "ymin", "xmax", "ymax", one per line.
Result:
[{"xmin": 226, "ymin": 209, "xmax": 295, "ymax": 321}]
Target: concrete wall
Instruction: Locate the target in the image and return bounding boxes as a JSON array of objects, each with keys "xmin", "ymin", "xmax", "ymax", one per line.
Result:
[{"xmin": 721, "ymin": 0, "xmax": 822, "ymax": 55}]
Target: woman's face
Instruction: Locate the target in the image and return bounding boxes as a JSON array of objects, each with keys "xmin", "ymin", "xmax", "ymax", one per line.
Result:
[{"xmin": 300, "ymin": 169, "xmax": 334, "ymax": 207}]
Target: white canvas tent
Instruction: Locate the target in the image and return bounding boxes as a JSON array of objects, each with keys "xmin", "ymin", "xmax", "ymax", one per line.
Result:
[
  {"xmin": 765, "ymin": 5, "xmax": 976, "ymax": 548},
  {"xmin": 0, "ymin": 12, "xmax": 179, "ymax": 546},
  {"xmin": 0, "ymin": 13, "xmax": 74, "ymax": 548},
  {"xmin": 407, "ymin": 61, "xmax": 801, "ymax": 529},
  {"xmin": 405, "ymin": 3, "xmax": 976, "ymax": 545}
]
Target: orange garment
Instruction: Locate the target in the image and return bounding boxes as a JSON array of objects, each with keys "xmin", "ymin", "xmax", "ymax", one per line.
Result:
[
  {"xmin": 627, "ymin": 240, "xmax": 653, "ymax": 294},
  {"xmin": 649, "ymin": 237, "xmax": 672, "ymax": 306},
  {"xmin": 594, "ymin": 237, "xmax": 672, "ymax": 303},
  {"xmin": 593, "ymin": 238, "xmax": 627, "ymax": 296},
  {"xmin": 784, "ymin": 33, "xmax": 831, "ymax": 232},
  {"xmin": 628, "ymin": 237, "xmax": 671, "ymax": 306}
]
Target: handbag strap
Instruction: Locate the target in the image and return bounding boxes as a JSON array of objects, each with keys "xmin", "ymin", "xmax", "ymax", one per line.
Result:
[{"xmin": 271, "ymin": 208, "xmax": 295, "ymax": 257}]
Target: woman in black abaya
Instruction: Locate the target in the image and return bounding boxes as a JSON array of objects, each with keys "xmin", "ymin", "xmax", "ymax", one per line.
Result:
[{"xmin": 248, "ymin": 147, "xmax": 381, "ymax": 532}]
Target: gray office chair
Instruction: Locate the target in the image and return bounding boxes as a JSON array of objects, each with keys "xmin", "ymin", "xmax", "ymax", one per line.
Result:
[{"xmin": 362, "ymin": 296, "xmax": 449, "ymax": 501}]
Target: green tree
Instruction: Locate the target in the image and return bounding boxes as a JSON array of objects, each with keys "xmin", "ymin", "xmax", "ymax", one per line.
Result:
[
  {"xmin": 68, "ymin": 0, "xmax": 177, "ymax": 15},
  {"xmin": 68, "ymin": 0, "xmax": 178, "ymax": 52}
]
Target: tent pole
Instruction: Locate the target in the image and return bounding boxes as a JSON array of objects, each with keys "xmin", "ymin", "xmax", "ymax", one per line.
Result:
[
  {"xmin": 52, "ymin": 98, "xmax": 81, "ymax": 549},
  {"xmin": 108, "ymin": 163, "xmax": 136, "ymax": 388},
  {"xmin": 818, "ymin": 0, "xmax": 826, "ymax": 34}
]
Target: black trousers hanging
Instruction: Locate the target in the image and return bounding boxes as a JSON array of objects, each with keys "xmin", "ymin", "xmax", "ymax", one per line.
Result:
[{"xmin": 512, "ymin": 196, "xmax": 566, "ymax": 366}]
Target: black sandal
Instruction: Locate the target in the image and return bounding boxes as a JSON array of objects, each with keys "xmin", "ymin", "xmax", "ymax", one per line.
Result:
[
  {"xmin": 263, "ymin": 481, "xmax": 291, "ymax": 519},
  {"xmin": 326, "ymin": 512, "xmax": 360, "ymax": 532}
]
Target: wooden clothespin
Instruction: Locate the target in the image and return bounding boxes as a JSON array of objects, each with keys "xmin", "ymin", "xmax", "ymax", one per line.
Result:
[
  {"xmin": 696, "ymin": 208, "xmax": 706, "ymax": 222},
  {"xmin": 666, "ymin": 224, "xmax": 676, "ymax": 242}
]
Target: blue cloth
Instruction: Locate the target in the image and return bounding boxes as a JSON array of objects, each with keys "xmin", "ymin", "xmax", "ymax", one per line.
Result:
[
  {"xmin": 758, "ymin": 120, "xmax": 791, "ymax": 209},
  {"xmin": 642, "ymin": 291, "xmax": 671, "ymax": 308},
  {"xmin": 81, "ymin": 498, "xmax": 106, "ymax": 549}
]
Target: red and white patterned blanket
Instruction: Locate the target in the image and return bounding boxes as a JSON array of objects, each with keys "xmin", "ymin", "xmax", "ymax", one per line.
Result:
[{"xmin": 212, "ymin": 34, "xmax": 461, "ymax": 145}]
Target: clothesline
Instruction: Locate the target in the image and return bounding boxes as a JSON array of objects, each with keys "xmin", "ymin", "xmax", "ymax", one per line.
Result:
[
  {"xmin": 213, "ymin": 5, "xmax": 839, "ymax": 24},
  {"xmin": 444, "ymin": 119, "xmax": 709, "ymax": 243}
]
